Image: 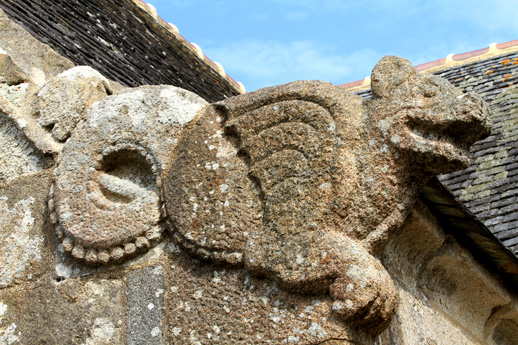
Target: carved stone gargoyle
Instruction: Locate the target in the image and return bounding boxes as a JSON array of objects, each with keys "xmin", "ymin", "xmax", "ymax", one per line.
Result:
[
  {"xmin": 50, "ymin": 56, "xmax": 492, "ymax": 334},
  {"xmin": 163, "ymin": 56, "xmax": 492, "ymax": 332}
]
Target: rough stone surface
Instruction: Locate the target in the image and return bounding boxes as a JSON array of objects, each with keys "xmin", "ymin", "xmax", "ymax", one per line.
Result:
[
  {"xmin": 485, "ymin": 305, "xmax": 518, "ymax": 345},
  {"xmin": 0, "ymin": 97, "xmax": 52, "ymax": 183},
  {"xmin": 379, "ymin": 289, "xmax": 477, "ymax": 345},
  {"xmin": 417, "ymin": 237, "xmax": 511, "ymax": 340},
  {"xmin": 0, "ymin": 46, "xmax": 117, "ymax": 183},
  {"xmin": 379, "ymin": 199, "xmax": 518, "ymax": 345},
  {"xmin": 127, "ymin": 265, "xmax": 164, "ymax": 345},
  {"xmin": 164, "ymin": 56, "xmax": 492, "ymax": 335},
  {"xmin": 0, "ymin": 7, "xmax": 74, "ymax": 86},
  {"xmin": 51, "ymin": 85, "xmax": 207, "ymax": 265},
  {"xmin": 164, "ymin": 242, "xmax": 371, "ymax": 345},
  {"xmin": 0, "ymin": 50, "xmax": 52, "ymax": 183},
  {"xmin": 0, "ymin": 52, "xmax": 27, "ymax": 86},
  {"xmin": 35, "ymin": 66, "xmax": 114, "ymax": 142},
  {"xmin": 0, "ymin": 277, "xmax": 125, "ymax": 344},
  {"xmin": 0, "ymin": 170, "xmax": 51, "ymax": 289},
  {"xmin": 53, "ymin": 235, "xmax": 168, "ymax": 280}
]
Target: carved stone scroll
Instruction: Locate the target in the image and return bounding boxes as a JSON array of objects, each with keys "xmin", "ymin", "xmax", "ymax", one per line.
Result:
[{"xmin": 50, "ymin": 85, "xmax": 206, "ymax": 265}]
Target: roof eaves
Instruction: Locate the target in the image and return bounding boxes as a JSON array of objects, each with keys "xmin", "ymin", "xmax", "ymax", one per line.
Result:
[
  {"xmin": 132, "ymin": 0, "xmax": 246, "ymax": 94},
  {"xmin": 420, "ymin": 178, "xmax": 518, "ymax": 295}
]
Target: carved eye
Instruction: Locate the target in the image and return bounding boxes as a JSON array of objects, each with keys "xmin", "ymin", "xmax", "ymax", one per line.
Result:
[
  {"xmin": 49, "ymin": 85, "xmax": 206, "ymax": 266},
  {"xmin": 424, "ymin": 85, "xmax": 439, "ymax": 98},
  {"xmin": 97, "ymin": 147, "xmax": 157, "ymax": 204}
]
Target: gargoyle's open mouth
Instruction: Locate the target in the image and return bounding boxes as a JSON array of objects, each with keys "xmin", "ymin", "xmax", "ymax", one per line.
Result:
[
  {"xmin": 404, "ymin": 103, "xmax": 492, "ymax": 172},
  {"xmin": 407, "ymin": 121, "xmax": 472, "ymax": 167}
]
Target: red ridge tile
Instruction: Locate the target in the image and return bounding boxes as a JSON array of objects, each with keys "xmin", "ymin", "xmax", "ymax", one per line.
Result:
[
  {"xmin": 338, "ymin": 79, "xmax": 365, "ymax": 89},
  {"xmin": 497, "ymin": 40, "xmax": 518, "ymax": 50},
  {"xmin": 415, "ymin": 58, "xmax": 446, "ymax": 72},
  {"xmin": 453, "ymin": 47, "xmax": 489, "ymax": 61}
]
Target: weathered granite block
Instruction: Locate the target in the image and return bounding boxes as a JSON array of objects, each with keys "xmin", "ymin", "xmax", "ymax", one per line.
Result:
[
  {"xmin": 127, "ymin": 265, "xmax": 164, "ymax": 345},
  {"xmin": 0, "ymin": 169, "xmax": 52, "ymax": 288},
  {"xmin": 0, "ymin": 277, "xmax": 125, "ymax": 344}
]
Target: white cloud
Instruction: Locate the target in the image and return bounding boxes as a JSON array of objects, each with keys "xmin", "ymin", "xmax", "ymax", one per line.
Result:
[
  {"xmin": 434, "ymin": 0, "xmax": 518, "ymax": 32},
  {"xmin": 285, "ymin": 11, "xmax": 310, "ymax": 20},
  {"xmin": 206, "ymin": 40, "xmax": 379, "ymax": 91},
  {"xmin": 270, "ymin": 0, "xmax": 518, "ymax": 31},
  {"xmin": 269, "ymin": 0, "xmax": 362, "ymax": 11}
]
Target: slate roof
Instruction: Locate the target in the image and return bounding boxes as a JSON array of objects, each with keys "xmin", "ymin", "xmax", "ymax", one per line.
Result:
[
  {"xmin": 0, "ymin": 0, "xmax": 244, "ymax": 102},
  {"xmin": 342, "ymin": 43, "xmax": 518, "ymax": 279},
  {"xmin": 435, "ymin": 51, "xmax": 518, "ymax": 255}
]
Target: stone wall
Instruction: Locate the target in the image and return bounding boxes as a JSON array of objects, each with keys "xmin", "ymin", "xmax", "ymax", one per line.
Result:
[
  {"xmin": 2, "ymin": 176, "xmax": 517, "ymax": 344},
  {"xmin": 380, "ymin": 200, "xmax": 518, "ymax": 345}
]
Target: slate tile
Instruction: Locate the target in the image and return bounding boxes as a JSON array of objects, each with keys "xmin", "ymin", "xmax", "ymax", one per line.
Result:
[
  {"xmin": 492, "ymin": 222, "xmax": 510, "ymax": 233},
  {"xmin": 465, "ymin": 196, "xmax": 493, "ymax": 209},
  {"xmin": 502, "ymin": 234, "xmax": 518, "ymax": 247},
  {"xmin": 484, "ymin": 216, "xmax": 505, "ymax": 227},
  {"xmin": 478, "ymin": 208, "xmax": 502, "ymax": 219},
  {"xmin": 499, "ymin": 203, "xmax": 518, "ymax": 215},
  {"xmin": 445, "ymin": 182, "xmax": 465, "ymax": 191},
  {"xmin": 503, "ymin": 212, "xmax": 518, "ymax": 223}
]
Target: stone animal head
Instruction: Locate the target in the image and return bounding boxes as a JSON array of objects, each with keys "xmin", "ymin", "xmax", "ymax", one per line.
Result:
[{"xmin": 369, "ymin": 56, "xmax": 492, "ymax": 174}]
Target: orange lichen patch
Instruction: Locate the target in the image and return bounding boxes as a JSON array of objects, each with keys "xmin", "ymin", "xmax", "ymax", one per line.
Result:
[
  {"xmin": 506, "ymin": 83, "xmax": 514, "ymax": 88},
  {"xmin": 500, "ymin": 59, "xmax": 511, "ymax": 65},
  {"xmin": 504, "ymin": 74, "xmax": 513, "ymax": 79},
  {"xmin": 486, "ymin": 70, "xmax": 495, "ymax": 75}
]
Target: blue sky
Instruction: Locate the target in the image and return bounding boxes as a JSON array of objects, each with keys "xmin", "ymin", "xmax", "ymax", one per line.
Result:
[{"xmin": 146, "ymin": 0, "xmax": 516, "ymax": 92}]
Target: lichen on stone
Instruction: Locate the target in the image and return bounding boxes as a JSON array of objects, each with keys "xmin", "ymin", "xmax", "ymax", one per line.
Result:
[{"xmin": 0, "ymin": 196, "xmax": 43, "ymax": 288}]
